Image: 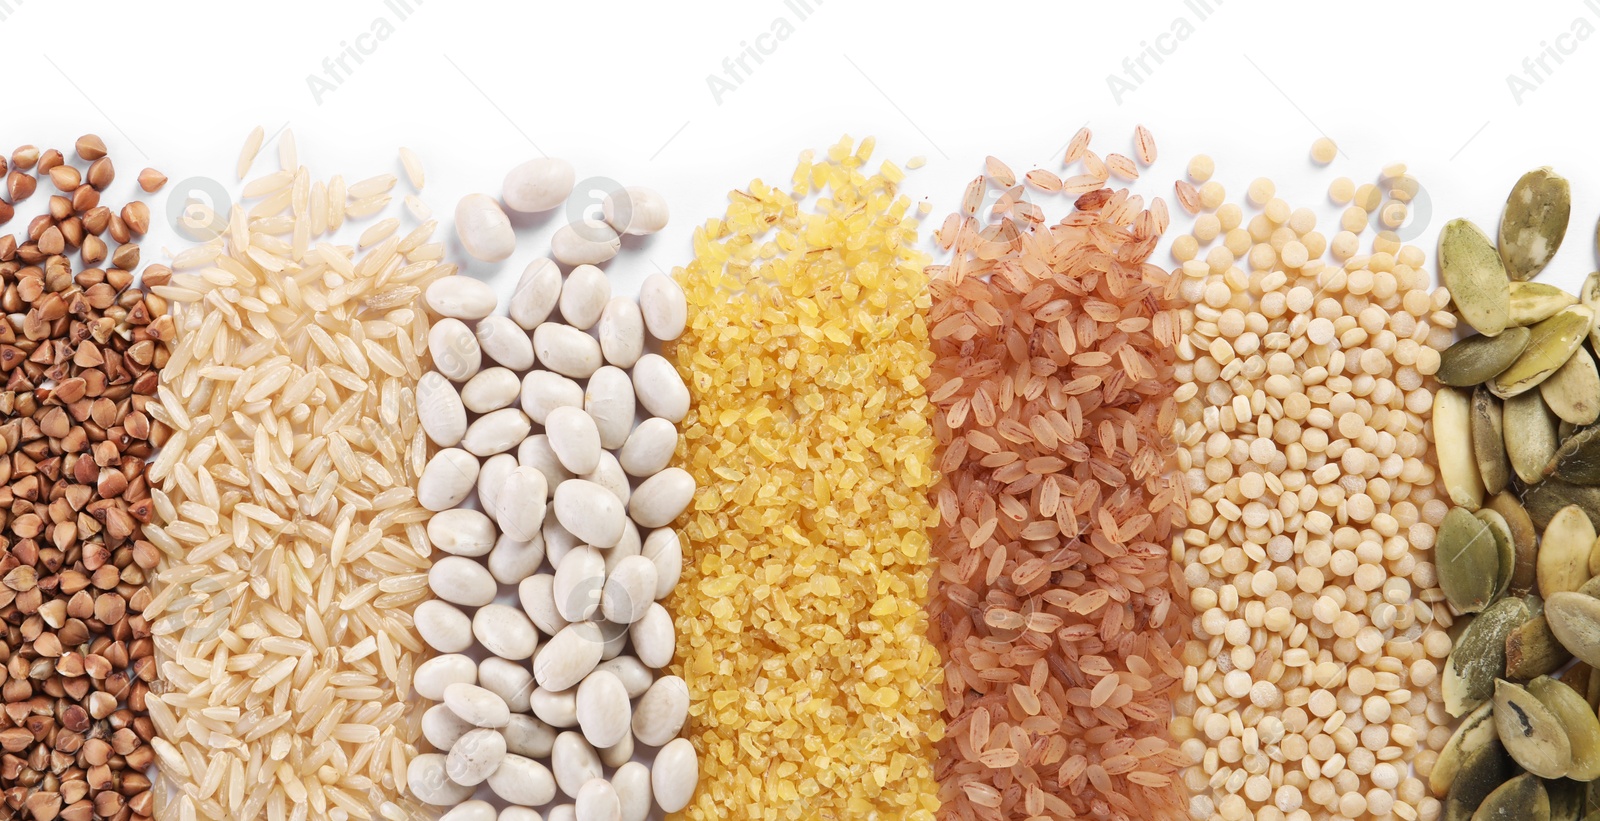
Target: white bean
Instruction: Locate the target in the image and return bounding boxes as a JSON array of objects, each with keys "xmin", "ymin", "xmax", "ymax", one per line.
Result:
[
  {"xmin": 584, "ymin": 366, "xmax": 635, "ymax": 450},
  {"xmin": 597, "ymin": 298, "xmax": 644, "ymax": 369},
  {"xmin": 631, "ymin": 675, "xmax": 689, "ymax": 746},
  {"xmin": 462, "ymin": 408, "xmax": 532, "ymax": 457},
  {"xmin": 534, "ymin": 323, "xmax": 603, "ymax": 379},
  {"xmin": 442, "ymin": 802, "xmax": 496, "ymax": 821},
  {"xmin": 476, "ymin": 316, "xmax": 536, "ymax": 370},
  {"xmin": 602, "ymin": 523, "xmax": 640, "ymax": 576},
  {"xmin": 576, "ymin": 670, "xmax": 632, "ymax": 748},
  {"xmin": 488, "ymin": 531, "xmax": 546, "ymax": 586},
  {"xmin": 498, "ymin": 466, "xmax": 549, "ymax": 543},
  {"xmin": 431, "ymin": 556, "xmax": 497, "ymax": 607},
  {"xmin": 602, "ymin": 186, "xmax": 669, "ymax": 236},
  {"xmin": 473, "ymin": 603, "xmax": 538, "ymax": 661},
  {"xmin": 407, "ymin": 753, "xmax": 474, "ymax": 806},
  {"xmin": 618, "ymin": 418, "xmax": 676, "ymax": 478},
  {"xmin": 552, "ymin": 732, "xmax": 603, "ymax": 799},
  {"xmin": 612, "ymin": 762, "xmax": 652, "ymax": 821},
  {"xmin": 652, "ymin": 738, "xmax": 699, "ymax": 813},
  {"xmin": 547, "ymin": 806, "xmax": 576, "ymax": 821},
  {"xmin": 630, "ymin": 603, "xmax": 675, "ymax": 668},
  {"xmin": 553, "ymin": 480, "xmax": 626, "ymax": 548},
  {"xmin": 638, "ymin": 273, "xmax": 687, "ymax": 341},
  {"xmin": 427, "ymin": 508, "xmax": 497, "ymax": 557},
  {"xmin": 429, "ymin": 318, "xmax": 482, "ymax": 382},
  {"xmin": 504, "ymin": 157, "xmax": 575, "ymax": 213},
  {"xmin": 530, "ymin": 686, "xmax": 579, "ymax": 728},
  {"xmin": 551, "ymin": 219, "xmax": 621, "ymax": 267},
  {"xmin": 598, "ymin": 618, "xmax": 629, "ymax": 661},
  {"xmin": 534, "ymin": 622, "xmax": 605, "ymax": 692},
  {"xmin": 520, "ymin": 434, "xmax": 575, "ymax": 490},
  {"xmin": 546, "ymin": 406, "xmax": 603, "ymax": 475},
  {"xmin": 521, "ymin": 371, "xmax": 585, "ymax": 425},
  {"xmin": 601, "ymin": 555, "xmax": 657, "ymax": 625},
  {"xmin": 560, "ymin": 264, "xmax": 611, "ymax": 330},
  {"xmin": 447, "ymin": 727, "xmax": 507, "ymax": 786},
  {"xmin": 628, "ymin": 467, "xmax": 695, "ymax": 528},
  {"xmin": 595, "ymin": 657, "xmax": 653, "ymax": 699},
  {"xmin": 416, "ymin": 600, "xmax": 474, "ymax": 653},
  {"xmin": 543, "ymin": 516, "xmax": 582, "ymax": 567},
  {"xmin": 553, "ymin": 546, "xmax": 606, "ymax": 623},
  {"xmin": 519, "ymin": 573, "xmax": 569, "ymax": 637},
  {"xmin": 503, "ymin": 713, "xmax": 557, "ymax": 759},
  {"xmin": 444, "ymin": 682, "xmax": 512, "ymax": 729},
  {"xmin": 631, "ymin": 354, "xmax": 689, "ymax": 422},
  {"xmin": 455, "ymin": 193, "xmax": 516, "ymax": 263},
  {"xmin": 487, "ymin": 754, "xmax": 558, "ymax": 807},
  {"xmin": 478, "ymin": 657, "xmax": 535, "ymax": 713},
  {"xmin": 417, "ymin": 372, "xmax": 467, "ymax": 447},
  {"xmin": 641, "ymin": 528, "xmax": 682, "ymax": 599},
  {"xmin": 599, "ymin": 732, "xmax": 633, "ymax": 768},
  {"xmin": 584, "ymin": 452, "xmax": 630, "ymax": 506},
  {"xmin": 414, "ymin": 654, "xmax": 477, "ymax": 702},
  {"xmin": 426, "ymin": 275, "xmax": 498, "ymax": 321},
  {"xmin": 418, "ymin": 448, "xmax": 481, "ymax": 512},
  {"xmin": 499, "ymin": 809, "xmax": 543, "ymax": 821},
  {"xmin": 477, "ymin": 453, "xmax": 517, "ymax": 523},
  {"xmin": 461, "ymin": 367, "xmax": 523, "ymax": 414},
  {"xmin": 575, "ymin": 778, "xmax": 621, "ymax": 821},
  {"xmin": 423, "ymin": 704, "xmax": 475, "ymax": 751},
  {"xmin": 511, "ymin": 257, "xmax": 563, "ymax": 329}
]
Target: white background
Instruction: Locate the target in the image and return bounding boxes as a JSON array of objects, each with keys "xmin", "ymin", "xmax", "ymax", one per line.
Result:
[{"xmin": 9, "ymin": 0, "xmax": 1600, "ymax": 297}]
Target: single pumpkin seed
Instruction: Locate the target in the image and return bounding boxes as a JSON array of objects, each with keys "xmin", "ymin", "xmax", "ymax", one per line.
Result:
[
  {"xmin": 1550, "ymin": 425, "xmax": 1600, "ymax": 485},
  {"xmin": 1470, "ymin": 772, "xmax": 1550, "ymax": 821},
  {"xmin": 1547, "ymin": 778, "xmax": 1584, "ymax": 821},
  {"xmin": 1545, "ymin": 591, "xmax": 1600, "ymax": 667},
  {"xmin": 1486, "ymin": 492, "xmax": 1539, "ymax": 595},
  {"xmin": 1510, "ymin": 281, "xmax": 1579, "ymax": 326},
  {"xmin": 1542, "ymin": 346, "xmax": 1600, "ymax": 426},
  {"xmin": 1506, "ymin": 613, "xmax": 1571, "ymax": 680},
  {"xmin": 1474, "ymin": 508, "xmax": 1516, "ymax": 603},
  {"xmin": 1526, "ymin": 479, "xmax": 1600, "ymax": 532},
  {"xmin": 1506, "ymin": 390, "xmax": 1562, "ymax": 485},
  {"xmin": 1440, "ymin": 507, "xmax": 1503, "ymax": 613},
  {"xmin": 1492, "ymin": 305, "xmax": 1594, "ymax": 398},
  {"xmin": 1438, "ymin": 328, "xmax": 1533, "ymax": 387},
  {"xmin": 1492, "ymin": 679, "xmax": 1572, "ymax": 778},
  {"xmin": 1500, "ymin": 167, "xmax": 1571, "ymax": 282},
  {"xmin": 1436, "ymin": 387, "xmax": 1486, "ymax": 510},
  {"xmin": 1528, "ymin": 675, "xmax": 1600, "ymax": 781},
  {"xmin": 1431, "ymin": 699, "xmax": 1498, "ymax": 798},
  {"xmin": 1445, "ymin": 596, "xmax": 1531, "ymax": 716},
  {"xmin": 1472, "ymin": 387, "xmax": 1511, "ymax": 496},
  {"xmin": 1539, "ymin": 504, "xmax": 1596, "ymax": 597},
  {"xmin": 1441, "ymin": 217, "xmax": 1512, "ymax": 336},
  {"xmin": 1445, "ymin": 736, "xmax": 1515, "ymax": 821}
]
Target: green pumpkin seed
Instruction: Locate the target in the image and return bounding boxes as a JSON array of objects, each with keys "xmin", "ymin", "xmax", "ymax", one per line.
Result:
[
  {"xmin": 1526, "ymin": 479, "xmax": 1600, "ymax": 531},
  {"xmin": 1510, "ymin": 281, "xmax": 1579, "ymax": 326},
  {"xmin": 1441, "ymin": 218, "xmax": 1512, "ymax": 337},
  {"xmin": 1493, "ymin": 679, "xmax": 1572, "ymax": 778},
  {"xmin": 1507, "ymin": 391, "xmax": 1562, "ymax": 485},
  {"xmin": 1475, "ymin": 508, "xmax": 1516, "ymax": 603},
  {"xmin": 1500, "ymin": 167, "xmax": 1571, "ymax": 282},
  {"xmin": 1436, "ymin": 387, "xmax": 1485, "ymax": 510},
  {"xmin": 1545, "ymin": 591, "xmax": 1600, "ymax": 667},
  {"xmin": 1485, "ymin": 492, "xmax": 1539, "ymax": 595},
  {"xmin": 1506, "ymin": 613, "xmax": 1572, "ymax": 680},
  {"xmin": 1492, "ymin": 306, "xmax": 1595, "ymax": 398},
  {"xmin": 1446, "ymin": 736, "xmax": 1515, "ymax": 821},
  {"xmin": 1439, "ymin": 328, "xmax": 1533, "ymax": 386},
  {"xmin": 1470, "ymin": 772, "xmax": 1550, "ymax": 821},
  {"xmin": 1440, "ymin": 506, "xmax": 1504, "ymax": 613},
  {"xmin": 1445, "ymin": 596, "xmax": 1531, "ymax": 716},
  {"xmin": 1431, "ymin": 700, "xmax": 1498, "ymax": 798},
  {"xmin": 1542, "ymin": 346, "xmax": 1600, "ymax": 426},
  {"xmin": 1473, "ymin": 388, "xmax": 1511, "ymax": 496},
  {"xmin": 1528, "ymin": 675, "xmax": 1600, "ymax": 781},
  {"xmin": 1550, "ymin": 426, "xmax": 1600, "ymax": 485},
  {"xmin": 1540, "ymin": 505, "xmax": 1596, "ymax": 597}
]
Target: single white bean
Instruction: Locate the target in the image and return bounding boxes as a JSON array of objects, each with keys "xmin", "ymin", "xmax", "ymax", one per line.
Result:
[
  {"xmin": 442, "ymin": 802, "xmax": 496, "ymax": 821},
  {"xmin": 444, "ymin": 682, "xmax": 512, "ymax": 729},
  {"xmin": 503, "ymin": 713, "xmax": 557, "ymax": 759},
  {"xmin": 521, "ymin": 371, "xmax": 585, "ymax": 425},
  {"xmin": 547, "ymin": 806, "xmax": 576, "ymax": 821},
  {"xmin": 473, "ymin": 603, "xmax": 539, "ymax": 660},
  {"xmin": 488, "ymin": 531, "xmax": 546, "ymax": 586},
  {"xmin": 477, "ymin": 453, "xmax": 517, "ymax": 523},
  {"xmin": 511, "ymin": 257, "xmax": 563, "ymax": 329},
  {"xmin": 628, "ymin": 467, "xmax": 695, "ymax": 528},
  {"xmin": 553, "ymin": 480, "xmax": 626, "ymax": 548},
  {"xmin": 423, "ymin": 704, "xmax": 475, "ymax": 751},
  {"xmin": 602, "ymin": 523, "xmax": 640, "ymax": 576},
  {"xmin": 584, "ymin": 366, "xmax": 635, "ymax": 450},
  {"xmin": 414, "ymin": 654, "xmax": 477, "ymax": 702},
  {"xmin": 430, "ymin": 556, "xmax": 498, "ymax": 607},
  {"xmin": 552, "ymin": 732, "xmax": 603, "ymax": 799},
  {"xmin": 575, "ymin": 778, "xmax": 621, "ymax": 821},
  {"xmin": 551, "ymin": 219, "xmax": 621, "ymax": 266},
  {"xmin": 618, "ymin": 418, "xmax": 676, "ymax": 478},
  {"xmin": 597, "ymin": 298, "xmax": 644, "ymax": 369},
  {"xmin": 519, "ymin": 573, "xmax": 569, "ymax": 637},
  {"xmin": 546, "ymin": 406, "xmax": 603, "ymax": 475},
  {"xmin": 407, "ymin": 753, "xmax": 474, "ymax": 806},
  {"xmin": 476, "ymin": 316, "xmax": 536, "ymax": 371},
  {"xmin": 631, "ymin": 675, "xmax": 689, "ymax": 746},
  {"xmin": 553, "ymin": 546, "xmax": 606, "ymax": 622},
  {"xmin": 504, "ymin": 157, "xmax": 575, "ymax": 213},
  {"xmin": 638, "ymin": 273, "xmax": 687, "ymax": 341},
  {"xmin": 534, "ymin": 323, "xmax": 604, "ymax": 379},
  {"xmin": 596, "ymin": 656, "xmax": 654, "ymax": 699},
  {"xmin": 534, "ymin": 621, "xmax": 605, "ymax": 692},
  {"xmin": 602, "ymin": 186, "xmax": 669, "ymax": 236},
  {"xmin": 631, "ymin": 354, "xmax": 689, "ymax": 422},
  {"xmin": 530, "ymin": 686, "xmax": 579, "ymax": 728},
  {"xmin": 641, "ymin": 528, "xmax": 682, "ymax": 599},
  {"xmin": 426, "ymin": 276, "xmax": 498, "ymax": 321},
  {"xmin": 463, "ymin": 408, "xmax": 532, "ymax": 457},
  {"xmin": 576, "ymin": 670, "xmax": 632, "ymax": 748},
  {"xmin": 560, "ymin": 264, "xmax": 611, "ymax": 330},
  {"xmin": 455, "ymin": 194, "xmax": 516, "ymax": 262},
  {"xmin": 498, "ymin": 466, "xmax": 549, "ymax": 543},
  {"xmin": 447, "ymin": 727, "xmax": 507, "ymax": 786},
  {"xmin": 543, "ymin": 517, "xmax": 582, "ymax": 567},
  {"xmin": 630, "ymin": 603, "xmax": 675, "ymax": 668},
  {"xmin": 478, "ymin": 657, "xmax": 535, "ymax": 713},
  {"xmin": 612, "ymin": 762, "xmax": 652, "ymax": 821},
  {"xmin": 429, "ymin": 318, "xmax": 482, "ymax": 382},
  {"xmin": 416, "ymin": 600, "xmax": 474, "ymax": 653},
  {"xmin": 487, "ymin": 754, "xmax": 558, "ymax": 807},
  {"xmin": 601, "ymin": 555, "xmax": 658, "ymax": 625},
  {"xmin": 598, "ymin": 618, "xmax": 629, "ymax": 661},
  {"xmin": 426, "ymin": 508, "xmax": 497, "ymax": 557},
  {"xmin": 652, "ymin": 738, "xmax": 699, "ymax": 812},
  {"xmin": 499, "ymin": 809, "xmax": 543, "ymax": 821},
  {"xmin": 584, "ymin": 451, "xmax": 630, "ymax": 507},
  {"xmin": 599, "ymin": 732, "xmax": 633, "ymax": 768},
  {"xmin": 417, "ymin": 371, "xmax": 467, "ymax": 447},
  {"xmin": 519, "ymin": 433, "xmax": 575, "ymax": 490}
]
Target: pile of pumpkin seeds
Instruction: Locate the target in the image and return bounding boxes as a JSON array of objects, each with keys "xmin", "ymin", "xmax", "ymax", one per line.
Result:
[{"xmin": 1433, "ymin": 167, "xmax": 1600, "ymax": 819}]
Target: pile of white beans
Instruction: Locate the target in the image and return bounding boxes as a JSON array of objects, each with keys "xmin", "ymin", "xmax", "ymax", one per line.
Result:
[{"xmin": 406, "ymin": 157, "xmax": 698, "ymax": 821}]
